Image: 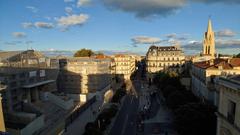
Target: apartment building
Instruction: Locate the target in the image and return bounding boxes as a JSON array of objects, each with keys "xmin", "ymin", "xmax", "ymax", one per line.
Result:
[
  {"xmin": 217, "ymin": 75, "xmax": 240, "ymax": 135},
  {"xmin": 0, "ymin": 50, "xmax": 75, "ymax": 135},
  {"xmin": 0, "ymin": 67, "xmax": 54, "ymax": 134},
  {"xmin": 0, "ymin": 50, "xmax": 59, "ymax": 68},
  {"xmin": 113, "ymin": 54, "xmax": 136, "ymax": 80},
  {"xmin": 191, "ymin": 58, "xmax": 240, "ymax": 106},
  {"xmin": 58, "ymin": 57, "xmax": 113, "ymax": 97},
  {"xmin": 146, "ymin": 45, "xmax": 185, "ymax": 80}
]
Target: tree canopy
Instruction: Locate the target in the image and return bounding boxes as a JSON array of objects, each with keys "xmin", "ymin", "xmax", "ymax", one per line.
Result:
[
  {"xmin": 234, "ymin": 53, "xmax": 240, "ymax": 58},
  {"xmin": 74, "ymin": 49, "xmax": 95, "ymax": 57},
  {"xmin": 174, "ymin": 103, "xmax": 216, "ymax": 135}
]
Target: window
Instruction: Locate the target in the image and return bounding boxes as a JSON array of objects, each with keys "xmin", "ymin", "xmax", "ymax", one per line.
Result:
[{"xmin": 227, "ymin": 100, "xmax": 236, "ymax": 124}]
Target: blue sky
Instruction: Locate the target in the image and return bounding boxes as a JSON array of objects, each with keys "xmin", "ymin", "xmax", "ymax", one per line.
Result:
[{"xmin": 0, "ymin": 0, "xmax": 240, "ymax": 55}]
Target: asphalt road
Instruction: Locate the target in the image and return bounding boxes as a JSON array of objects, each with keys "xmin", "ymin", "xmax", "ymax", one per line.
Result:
[
  {"xmin": 109, "ymin": 94, "xmax": 139, "ymax": 135},
  {"xmin": 109, "ymin": 64, "xmax": 144, "ymax": 135},
  {"xmin": 110, "ymin": 63, "xmax": 176, "ymax": 135}
]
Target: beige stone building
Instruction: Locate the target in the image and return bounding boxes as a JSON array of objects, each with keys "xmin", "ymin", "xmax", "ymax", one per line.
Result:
[
  {"xmin": 146, "ymin": 45, "xmax": 185, "ymax": 79},
  {"xmin": 0, "ymin": 83, "xmax": 6, "ymax": 132},
  {"xmin": 0, "ymin": 50, "xmax": 73, "ymax": 135},
  {"xmin": 113, "ymin": 54, "xmax": 136, "ymax": 80},
  {"xmin": 217, "ymin": 75, "xmax": 240, "ymax": 135},
  {"xmin": 191, "ymin": 58, "xmax": 240, "ymax": 106},
  {"xmin": 58, "ymin": 57, "xmax": 113, "ymax": 96},
  {"xmin": 0, "ymin": 50, "xmax": 59, "ymax": 69},
  {"xmin": 191, "ymin": 18, "xmax": 240, "ymax": 106}
]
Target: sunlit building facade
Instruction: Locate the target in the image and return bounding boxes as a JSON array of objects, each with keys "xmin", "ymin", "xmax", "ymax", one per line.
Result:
[{"xmin": 113, "ymin": 54, "xmax": 136, "ymax": 80}]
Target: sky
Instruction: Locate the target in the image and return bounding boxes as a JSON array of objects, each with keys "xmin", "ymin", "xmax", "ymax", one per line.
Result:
[{"xmin": 0, "ymin": 0, "xmax": 240, "ymax": 55}]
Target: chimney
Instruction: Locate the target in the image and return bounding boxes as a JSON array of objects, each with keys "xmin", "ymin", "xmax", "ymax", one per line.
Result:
[
  {"xmin": 227, "ymin": 59, "xmax": 231, "ymax": 63},
  {"xmin": 209, "ymin": 59, "xmax": 214, "ymax": 66}
]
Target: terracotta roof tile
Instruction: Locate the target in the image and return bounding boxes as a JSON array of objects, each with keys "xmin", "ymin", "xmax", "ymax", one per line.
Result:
[
  {"xmin": 230, "ymin": 58, "xmax": 240, "ymax": 67},
  {"xmin": 193, "ymin": 58, "xmax": 237, "ymax": 69}
]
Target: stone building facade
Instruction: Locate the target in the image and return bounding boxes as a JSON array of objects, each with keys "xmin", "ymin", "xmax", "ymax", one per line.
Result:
[
  {"xmin": 146, "ymin": 45, "xmax": 185, "ymax": 79},
  {"xmin": 58, "ymin": 57, "xmax": 112, "ymax": 94},
  {"xmin": 113, "ymin": 54, "xmax": 136, "ymax": 80},
  {"xmin": 191, "ymin": 58, "xmax": 240, "ymax": 106},
  {"xmin": 217, "ymin": 76, "xmax": 240, "ymax": 135}
]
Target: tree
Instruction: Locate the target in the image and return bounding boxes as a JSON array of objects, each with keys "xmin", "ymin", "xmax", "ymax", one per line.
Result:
[
  {"xmin": 166, "ymin": 90, "xmax": 188, "ymax": 110},
  {"xmin": 162, "ymin": 85, "xmax": 177, "ymax": 98},
  {"xmin": 234, "ymin": 53, "xmax": 240, "ymax": 58},
  {"xmin": 74, "ymin": 48, "xmax": 95, "ymax": 57},
  {"xmin": 174, "ymin": 103, "xmax": 217, "ymax": 135}
]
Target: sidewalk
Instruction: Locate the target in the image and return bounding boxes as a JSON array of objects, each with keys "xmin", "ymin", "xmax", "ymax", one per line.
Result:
[
  {"xmin": 63, "ymin": 82, "xmax": 124, "ymax": 135},
  {"xmin": 103, "ymin": 96, "xmax": 126, "ymax": 135},
  {"xmin": 63, "ymin": 99, "xmax": 102, "ymax": 135}
]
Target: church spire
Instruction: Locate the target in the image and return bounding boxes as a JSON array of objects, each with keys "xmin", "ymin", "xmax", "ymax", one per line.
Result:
[
  {"xmin": 207, "ymin": 18, "xmax": 213, "ymax": 33},
  {"xmin": 202, "ymin": 18, "xmax": 215, "ymax": 57}
]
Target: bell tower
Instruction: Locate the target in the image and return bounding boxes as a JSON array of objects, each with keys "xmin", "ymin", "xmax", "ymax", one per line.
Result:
[{"xmin": 202, "ymin": 18, "xmax": 215, "ymax": 57}]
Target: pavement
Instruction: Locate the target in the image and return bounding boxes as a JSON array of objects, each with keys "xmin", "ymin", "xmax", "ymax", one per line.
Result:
[
  {"xmin": 63, "ymin": 81, "xmax": 124, "ymax": 135},
  {"xmin": 63, "ymin": 99, "xmax": 102, "ymax": 135},
  {"xmin": 109, "ymin": 95, "xmax": 139, "ymax": 135}
]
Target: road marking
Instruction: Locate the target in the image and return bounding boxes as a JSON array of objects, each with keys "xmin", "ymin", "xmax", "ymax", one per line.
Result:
[{"xmin": 121, "ymin": 114, "xmax": 128, "ymax": 135}]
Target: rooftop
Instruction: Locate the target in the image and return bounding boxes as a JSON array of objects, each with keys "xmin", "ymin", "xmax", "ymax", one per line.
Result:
[
  {"xmin": 193, "ymin": 58, "xmax": 240, "ymax": 69},
  {"xmin": 0, "ymin": 50, "xmax": 45, "ymax": 62},
  {"xmin": 148, "ymin": 45, "xmax": 182, "ymax": 51}
]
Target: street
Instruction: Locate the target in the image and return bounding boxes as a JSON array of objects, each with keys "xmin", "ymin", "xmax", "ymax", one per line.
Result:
[{"xmin": 109, "ymin": 63, "xmax": 177, "ymax": 135}]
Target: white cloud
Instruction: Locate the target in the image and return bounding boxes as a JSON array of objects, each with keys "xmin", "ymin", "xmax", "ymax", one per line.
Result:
[
  {"xmin": 22, "ymin": 22, "xmax": 34, "ymax": 28},
  {"xmin": 132, "ymin": 36, "xmax": 161, "ymax": 44},
  {"xmin": 77, "ymin": 0, "xmax": 91, "ymax": 7},
  {"xmin": 65, "ymin": 7, "xmax": 73, "ymax": 14},
  {"xmin": 216, "ymin": 29, "xmax": 236, "ymax": 37},
  {"xmin": 216, "ymin": 39, "xmax": 240, "ymax": 47},
  {"xmin": 12, "ymin": 32, "xmax": 26, "ymax": 38},
  {"xmin": 26, "ymin": 6, "xmax": 38, "ymax": 13},
  {"xmin": 166, "ymin": 33, "xmax": 177, "ymax": 38},
  {"xmin": 34, "ymin": 22, "xmax": 54, "ymax": 29},
  {"xmin": 57, "ymin": 14, "xmax": 89, "ymax": 28}
]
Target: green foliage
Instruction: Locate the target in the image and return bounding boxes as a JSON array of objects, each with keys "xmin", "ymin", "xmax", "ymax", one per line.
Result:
[
  {"xmin": 234, "ymin": 53, "xmax": 240, "ymax": 58},
  {"xmin": 74, "ymin": 48, "xmax": 95, "ymax": 57},
  {"xmin": 162, "ymin": 85, "xmax": 178, "ymax": 98},
  {"xmin": 83, "ymin": 122, "xmax": 102, "ymax": 135},
  {"xmin": 111, "ymin": 84, "xmax": 126, "ymax": 103},
  {"xmin": 84, "ymin": 104, "xmax": 119, "ymax": 134},
  {"xmin": 153, "ymin": 71, "xmax": 182, "ymax": 90},
  {"xmin": 174, "ymin": 103, "xmax": 217, "ymax": 135},
  {"xmin": 166, "ymin": 90, "xmax": 188, "ymax": 110},
  {"xmin": 153, "ymin": 71, "xmax": 216, "ymax": 135}
]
